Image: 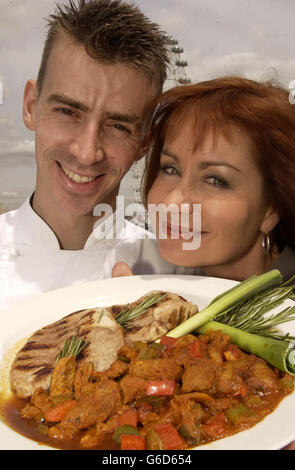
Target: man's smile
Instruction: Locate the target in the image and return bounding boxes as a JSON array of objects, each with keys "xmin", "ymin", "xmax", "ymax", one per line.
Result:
[
  {"xmin": 55, "ymin": 161, "xmax": 108, "ymax": 195},
  {"xmin": 60, "ymin": 163, "xmax": 98, "ymax": 184}
]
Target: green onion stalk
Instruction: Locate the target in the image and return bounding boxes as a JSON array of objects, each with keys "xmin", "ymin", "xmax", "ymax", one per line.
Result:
[{"xmin": 166, "ymin": 270, "xmax": 283, "ymax": 338}]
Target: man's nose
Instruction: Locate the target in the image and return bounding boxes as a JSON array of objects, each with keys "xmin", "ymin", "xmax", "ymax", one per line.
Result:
[{"xmin": 69, "ymin": 122, "xmax": 105, "ymax": 165}]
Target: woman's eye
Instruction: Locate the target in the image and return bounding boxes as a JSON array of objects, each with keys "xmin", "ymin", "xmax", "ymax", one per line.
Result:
[
  {"xmin": 160, "ymin": 165, "xmax": 180, "ymax": 176},
  {"xmin": 206, "ymin": 175, "xmax": 229, "ymax": 188}
]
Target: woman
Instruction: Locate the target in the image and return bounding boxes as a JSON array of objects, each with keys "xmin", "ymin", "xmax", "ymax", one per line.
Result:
[
  {"xmin": 140, "ymin": 76, "xmax": 295, "ymax": 282},
  {"xmin": 112, "ymin": 77, "xmax": 295, "ymax": 450}
]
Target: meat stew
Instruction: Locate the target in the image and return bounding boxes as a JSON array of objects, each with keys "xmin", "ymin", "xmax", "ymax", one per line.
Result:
[{"xmin": 2, "ymin": 330, "xmax": 294, "ymax": 450}]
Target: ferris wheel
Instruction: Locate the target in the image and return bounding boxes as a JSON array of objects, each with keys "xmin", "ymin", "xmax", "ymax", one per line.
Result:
[{"xmin": 130, "ymin": 34, "xmax": 191, "ymax": 228}]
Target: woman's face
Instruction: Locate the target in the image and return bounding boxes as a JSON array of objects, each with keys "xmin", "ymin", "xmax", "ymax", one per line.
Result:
[{"xmin": 147, "ymin": 123, "xmax": 279, "ymax": 280}]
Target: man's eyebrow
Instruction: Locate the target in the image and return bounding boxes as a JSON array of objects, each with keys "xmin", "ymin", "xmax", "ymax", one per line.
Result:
[{"xmin": 47, "ymin": 93, "xmax": 89, "ymax": 112}]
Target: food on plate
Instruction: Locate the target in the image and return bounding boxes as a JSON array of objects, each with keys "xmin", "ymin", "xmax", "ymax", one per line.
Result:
[
  {"xmin": 166, "ymin": 269, "xmax": 295, "ymax": 375},
  {"xmin": 2, "ymin": 276, "xmax": 295, "ymax": 450},
  {"xmin": 9, "ymin": 291, "xmax": 198, "ymax": 398},
  {"xmin": 3, "ymin": 330, "xmax": 294, "ymax": 450}
]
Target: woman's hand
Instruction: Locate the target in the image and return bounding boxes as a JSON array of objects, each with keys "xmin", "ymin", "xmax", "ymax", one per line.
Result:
[{"xmin": 112, "ymin": 261, "xmax": 134, "ymax": 278}]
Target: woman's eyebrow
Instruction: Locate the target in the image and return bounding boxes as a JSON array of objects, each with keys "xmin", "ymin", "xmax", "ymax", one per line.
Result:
[
  {"xmin": 199, "ymin": 161, "xmax": 241, "ymax": 173},
  {"xmin": 161, "ymin": 149, "xmax": 240, "ymax": 173},
  {"xmin": 161, "ymin": 149, "xmax": 179, "ymax": 161}
]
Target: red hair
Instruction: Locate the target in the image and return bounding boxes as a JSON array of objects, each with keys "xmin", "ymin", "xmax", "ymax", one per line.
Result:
[{"xmin": 142, "ymin": 76, "xmax": 295, "ymax": 251}]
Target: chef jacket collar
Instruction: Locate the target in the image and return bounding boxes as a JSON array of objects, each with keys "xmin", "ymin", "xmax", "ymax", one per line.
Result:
[{"xmin": 11, "ymin": 195, "xmax": 122, "ymax": 250}]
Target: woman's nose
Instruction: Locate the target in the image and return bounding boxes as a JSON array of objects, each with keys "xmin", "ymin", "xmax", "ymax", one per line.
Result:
[{"xmin": 162, "ymin": 185, "xmax": 195, "ymax": 213}]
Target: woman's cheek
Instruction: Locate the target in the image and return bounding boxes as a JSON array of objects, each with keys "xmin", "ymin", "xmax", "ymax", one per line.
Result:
[{"xmin": 204, "ymin": 198, "xmax": 250, "ymax": 234}]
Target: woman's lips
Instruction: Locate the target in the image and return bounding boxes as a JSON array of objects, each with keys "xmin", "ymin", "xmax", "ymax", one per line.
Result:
[{"xmin": 162, "ymin": 223, "xmax": 206, "ymax": 239}]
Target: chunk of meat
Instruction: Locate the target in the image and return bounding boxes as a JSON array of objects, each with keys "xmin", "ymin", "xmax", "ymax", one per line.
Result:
[
  {"xmin": 245, "ymin": 360, "xmax": 278, "ymax": 394},
  {"xmin": 63, "ymin": 379, "xmax": 121, "ymax": 429},
  {"xmin": 94, "ymin": 360, "xmax": 129, "ymax": 380},
  {"xmin": 206, "ymin": 329, "xmax": 231, "ymax": 353},
  {"xmin": 131, "ymin": 358, "xmax": 182, "ymax": 381},
  {"xmin": 31, "ymin": 387, "xmax": 52, "ymax": 411},
  {"xmin": 119, "ymin": 375, "xmax": 147, "ymax": 404},
  {"xmin": 181, "ymin": 359, "xmax": 217, "ymax": 393},
  {"xmin": 20, "ymin": 403, "xmax": 43, "ymax": 422},
  {"xmin": 50, "ymin": 356, "xmax": 76, "ymax": 399},
  {"xmin": 74, "ymin": 362, "xmax": 94, "ymax": 400},
  {"xmin": 216, "ymin": 362, "xmax": 247, "ymax": 397},
  {"xmin": 47, "ymin": 421, "xmax": 79, "ymax": 441}
]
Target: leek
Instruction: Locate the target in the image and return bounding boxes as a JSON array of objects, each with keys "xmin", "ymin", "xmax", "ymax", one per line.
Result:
[
  {"xmin": 165, "ymin": 269, "xmax": 283, "ymax": 339},
  {"xmin": 197, "ymin": 321, "xmax": 295, "ymax": 375}
]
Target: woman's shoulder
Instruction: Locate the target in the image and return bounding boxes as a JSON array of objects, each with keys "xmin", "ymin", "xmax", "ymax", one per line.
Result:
[{"xmin": 272, "ymin": 245, "xmax": 295, "ymax": 281}]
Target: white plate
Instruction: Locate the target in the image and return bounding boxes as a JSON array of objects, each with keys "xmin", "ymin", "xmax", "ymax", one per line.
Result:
[{"xmin": 0, "ymin": 274, "xmax": 294, "ymax": 450}]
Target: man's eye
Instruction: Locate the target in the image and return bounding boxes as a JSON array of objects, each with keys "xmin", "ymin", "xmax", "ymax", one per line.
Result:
[
  {"xmin": 55, "ymin": 107, "xmax": 75, "ymax": 116},
  {"xmin": 112, "ymin": 123, "xmax": 131, "ymax": 134}
]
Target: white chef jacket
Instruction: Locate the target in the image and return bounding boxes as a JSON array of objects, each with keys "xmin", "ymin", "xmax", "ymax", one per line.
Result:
[{"xmin": 0, "ymin": 197, "xmax": 189, "ymax": 312}]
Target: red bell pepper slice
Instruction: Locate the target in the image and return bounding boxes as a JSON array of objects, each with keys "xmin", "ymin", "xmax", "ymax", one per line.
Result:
[
  {"xmin": 118, "ymin": 408, "xmax": 138, "ymax": 427},
  {"xmin": 160, "ymin": 336, "xmax": 177, "ymax": 349},
  {"xmin": 153, "ymin": 423, "xmax": 185, "ymax": 450},
  {"xmin": 189, "ymin": 338, "xmax": 202, "ymax": 358},
  {"xmin": 201, "ymin": 413, "xmax": 227, "ymax": 439},
  {"xmin": 121, "ymin": 434, "xmax": 146, "ymax": 450},
  {"xmin": 146, "ymin": 380, "xmax": 175, "ymax": 396}
]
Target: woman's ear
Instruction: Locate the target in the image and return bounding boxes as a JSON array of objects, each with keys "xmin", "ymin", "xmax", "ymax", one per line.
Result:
[
  {"xmin": 260, "ymin": 205, "xmax": 280, "ymax": 234},
  {"xmin": 23, "ymin": 79, "xmax": 38, "ymax": 131}
]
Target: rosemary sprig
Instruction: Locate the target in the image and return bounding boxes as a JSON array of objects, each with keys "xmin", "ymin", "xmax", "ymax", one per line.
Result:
[
  {"xmin": 116, "ymin": 292, "xmax": 167, "ymax": 328},
  {"xmin": 214, "ymin": 275, "xmax": 295, "ymax": 340},
  {"xmin": 56, "ymin": 335, "xmax": 89, "ymax": 362}
]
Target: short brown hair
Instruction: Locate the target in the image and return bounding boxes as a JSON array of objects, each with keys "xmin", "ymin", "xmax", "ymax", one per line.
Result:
[
  {"xmin": 142, "ymin": 76, "xmax": 295, "ymax": 251},
  {"xmin": 37, "ymin": 0, "xmax": 169, "ymax": 93}
]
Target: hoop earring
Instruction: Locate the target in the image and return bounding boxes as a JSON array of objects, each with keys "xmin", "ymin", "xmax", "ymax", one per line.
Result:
[{"xmin": 262, "ymin": 232, "xmax": 271, "ymax": 255}]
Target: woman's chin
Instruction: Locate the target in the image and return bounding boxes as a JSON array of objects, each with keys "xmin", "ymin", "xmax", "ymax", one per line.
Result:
[{"xmin": 157, "ymin": 240, "xmax": 199, "ymax": 267}]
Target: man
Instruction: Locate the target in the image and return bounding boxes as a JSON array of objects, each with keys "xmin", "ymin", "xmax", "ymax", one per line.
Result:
[{"xmin": 0, "ymin": 0, "xmax": 186, "ymax": 311}]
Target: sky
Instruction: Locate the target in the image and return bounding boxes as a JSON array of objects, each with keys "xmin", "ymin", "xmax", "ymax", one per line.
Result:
[{"xmin": 0, "ymin": 0, "xmax": 295, "ymax": 211}]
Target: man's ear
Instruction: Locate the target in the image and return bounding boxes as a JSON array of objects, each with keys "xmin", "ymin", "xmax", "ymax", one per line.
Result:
[
  {"xmin": 260, "ymin": 205, "xmax": 280, "ymax": 234},
  {"xmin": 23, "ymin": 79, "xmax": 38, "ymax": 131}
]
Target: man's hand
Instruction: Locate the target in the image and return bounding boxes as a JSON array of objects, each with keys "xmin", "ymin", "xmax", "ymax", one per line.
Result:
[{"xmin": 112, "ymin": 261, "xmax": 134, "ymax": 278}]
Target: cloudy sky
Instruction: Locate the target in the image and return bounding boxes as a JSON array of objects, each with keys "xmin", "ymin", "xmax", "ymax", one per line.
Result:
[{"xmin": 0, "ymin": 0, "xmax": 294, "ymax": 210}]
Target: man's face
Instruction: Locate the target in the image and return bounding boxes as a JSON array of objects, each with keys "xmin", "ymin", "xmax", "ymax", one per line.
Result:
[{"xmin": 23, "ymin": 36, "xmax": 157, "ymax": 220}]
